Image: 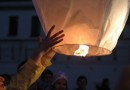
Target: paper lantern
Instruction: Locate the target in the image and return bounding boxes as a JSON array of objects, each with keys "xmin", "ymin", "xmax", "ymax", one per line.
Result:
[{"xmin": 33, "ymin": 0, "xmax": 129, "ymax": 57}]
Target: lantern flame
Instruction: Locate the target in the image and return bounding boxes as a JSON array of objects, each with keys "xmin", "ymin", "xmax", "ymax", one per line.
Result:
[{"xmin": 74, "ymin": 45, "xmax": 89, "ymax": 57}]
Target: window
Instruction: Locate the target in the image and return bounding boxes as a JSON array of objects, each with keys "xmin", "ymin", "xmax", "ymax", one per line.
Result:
[
  {"xmin": 8, "ymin": 16, "xmax": 18, "ymax": 36},
  {"xmin": 31, "ymin": 16, "xmax": 41, "ymax": 37}
]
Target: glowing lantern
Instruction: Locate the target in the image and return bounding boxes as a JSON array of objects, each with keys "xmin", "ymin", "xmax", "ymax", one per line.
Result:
[{"xmin": 33, "ymin": 0, "xmax": 129, "ymax": 57}]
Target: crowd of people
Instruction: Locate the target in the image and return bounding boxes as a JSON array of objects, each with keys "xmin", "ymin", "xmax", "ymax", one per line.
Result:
[
  {"xmin": 0, "ymin": 69, "xmax": 110, "ymax": 90},
  {"xmin": 0, "ymin": 25, "xmax": 129, "ymax": 90},
  {"xmin": 0, "ymin": 25, "xmax": 64, "ymax": 90},
  {"xmin": 0, "ymin": 25, "xmax": 89, "ymax": 90}
]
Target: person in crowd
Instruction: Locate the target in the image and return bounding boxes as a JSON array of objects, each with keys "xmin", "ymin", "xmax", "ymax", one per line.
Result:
[
  {"xmin": 50, "ymin": 71, "xmax": 68, "ymax": 90},
  {"xmin": 0, "ymin": 75, "xmax": 5, "ymax": 90},
  {"xmin": 0, "ymin": 25, "xmax": 65, "ymax": 90},
  {"xmin": 74, "ymin": 75, "xmax": 88, "ymax": 90},
  {"xmin": 0, "ymin": 74, "xmax": 11, "ymax": 90},
  {"xmin": 38, "ymin": 69, "xmax": 53, "ymax": 90},
  {"xmin": 95, "ymin": 83, "xmax": 101, "ymax": 90},
  {"xmin": 100, "ymin": 78, "xmax": 110, "ymax": 90}
]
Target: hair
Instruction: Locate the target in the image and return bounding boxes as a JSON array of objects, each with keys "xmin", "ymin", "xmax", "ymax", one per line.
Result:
[
  {"xmin": 0, "ymin": 74, "xmax": 11, "ymax": 86},
  {"xmin": 103, "ymin": 78, "xmax": 109, "ymax": 83},
  {"xmin": 50, "ymin": 71, "xmax": 68, "ymax": 90},
  {"xmin": 102, "ymin": 78, "xmax": 109, "ymax": 86},
  {"xmin": 41, "ymin": 69, "xmax": 53, "ymax": 80},
  {"xmin": 77, "ymin": 75, "xmax": 88, "ymax": 85}
]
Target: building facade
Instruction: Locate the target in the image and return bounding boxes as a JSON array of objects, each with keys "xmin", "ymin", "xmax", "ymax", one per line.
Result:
[{"xmin": 0, "ymin": 1, "xmax": 130, "ymax": 90}]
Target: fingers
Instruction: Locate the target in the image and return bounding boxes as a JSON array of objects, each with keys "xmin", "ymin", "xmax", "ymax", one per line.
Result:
[
  {"xmin": 52, "ymin": 39, "xmax": 63, "ymax": 45},
  {"xmin": 48, "ymin": 39, "xmax": 63, "ymax": 48},
  {"xmin": 47, "ymin": 25, "xmax": 55, "ymax": 37},
  {"xmin": 48, "ymin": 30, "xmax": 64, "ymax": 45},
  {"xmin": 42, "ymin": 25, "xmax": 65, "ymax": 51},
  {"xmin": 48, "ymin": 33, "xmax": 65, "ymax": 47},
  {"xmin": 51, "ymin": 34, "xmax": 65, "ymax": 42},
  {"xmin": 47, "ymin": 34, "xmax": 64, "ymax": 47},
  {"xmin": 49, "ymin": 30, "xmax": 64, "ymax": 40}
]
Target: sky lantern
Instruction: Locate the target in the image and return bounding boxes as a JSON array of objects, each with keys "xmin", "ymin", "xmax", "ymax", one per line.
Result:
[{"xmin": 33, "ymin": 0, "xmax": 129, "ymax": 57}]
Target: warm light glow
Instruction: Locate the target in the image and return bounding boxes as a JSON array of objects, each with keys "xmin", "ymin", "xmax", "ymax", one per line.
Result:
[
  {"xmin": 33, "ymin": 0, "xmax": 129, "ymax": 56},
  {"xmin": 74, "ymin": 45, "xmax": 89, "ymax": 57}
]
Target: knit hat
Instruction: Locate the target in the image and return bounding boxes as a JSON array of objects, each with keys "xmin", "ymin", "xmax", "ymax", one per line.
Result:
[{"xmin": 52, "ymin": 71, "xmax": 68, "ymax": 85}]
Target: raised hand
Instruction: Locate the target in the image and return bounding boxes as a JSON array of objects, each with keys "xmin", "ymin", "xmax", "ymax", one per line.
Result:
[
  {"xmin": 38, "ymin": 25, "xmax": 65, "ymax": 52},
  {"xmin": 32, "ymin": 25, "xmax": 65, "ymax": 65}
]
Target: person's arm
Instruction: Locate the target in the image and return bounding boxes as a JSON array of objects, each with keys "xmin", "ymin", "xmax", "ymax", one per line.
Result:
[{"xmin": 7, "ymin": 25, "xmax": 64, "ymax": 90}]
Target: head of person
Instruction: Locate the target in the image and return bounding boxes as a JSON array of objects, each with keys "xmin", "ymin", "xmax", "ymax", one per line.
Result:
[
  {"xmin": 101, "ymin": 78, "xmax": 109, "ymax": 87},
  {"xmin": 0, "ymin": 75, "xmax": 5, "ymax": 90},
  {"xmin": 51, "ymin": 71, "xmax": 68, "ymax": 90},
  {"xmin": 0, "ymin": 74, "xmax": 11, "ymax": 90},
  {"xmin": 41, "ymin": 69, "xmax": 53, "ymax": 84},
  {"xmin": 76, "ymin": 75, "xmax": 88, "ymax": 89}
]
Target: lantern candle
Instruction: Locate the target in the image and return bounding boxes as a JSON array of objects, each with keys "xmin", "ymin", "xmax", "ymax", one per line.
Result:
[
  {"xmin": 33, "ymin": 0, "xmax": 129, "ymax": 56},
  {"xmin": 74, "ymin": 45, "xmax": 89, "ymax": 57}
]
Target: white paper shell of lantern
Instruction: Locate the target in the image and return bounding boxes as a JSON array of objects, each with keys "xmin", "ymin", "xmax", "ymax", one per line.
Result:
[{"xmin": 33, "ymin": 0, "xmax": 129, "ymax": 56}]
